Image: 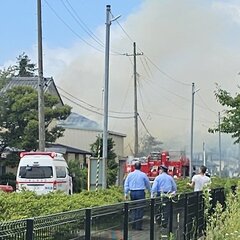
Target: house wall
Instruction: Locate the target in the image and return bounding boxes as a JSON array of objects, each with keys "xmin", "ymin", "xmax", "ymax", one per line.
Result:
[
  {"xmin": 64, "ymin": 153, "xmax": 86, "ymax": 168},
  {"xmin": 57, "ymin": 128, "xmax": 125, "ymax": 160}
]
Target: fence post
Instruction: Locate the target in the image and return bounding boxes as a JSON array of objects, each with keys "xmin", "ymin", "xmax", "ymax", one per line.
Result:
[
  {"xmin": 85, "ymin": 208, "xmax": 92, "ymax": 240},
  {"xmin": 183, "ymin": 194, "xmax": 188, "ymax": 240},
  {"xmin": 123, "ymin": 202, "xmax": 129, "ymax": 240},
  {"xmin": 150, "ymin": 198, "xmax": 155, "ymax": 240},
  {"xmin": 26, "ymin": 218, "xmax": 34, "ymax": 240},
  {"xmin": 168, "ymin": 198, "xmax": 173, "ymax": 234},
  {"xmin": 195, "ymin": 191, "xmax": 199, "ymax": 239}
]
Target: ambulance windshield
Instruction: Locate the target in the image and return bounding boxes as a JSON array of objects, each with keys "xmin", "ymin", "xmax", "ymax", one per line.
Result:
[{"xmin": 19, "ymin": 166, "xmax": 53, "ymax": 179}]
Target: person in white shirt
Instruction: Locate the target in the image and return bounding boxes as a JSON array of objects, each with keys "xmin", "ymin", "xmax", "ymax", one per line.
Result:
[{"xmin": 188, "ymin": 165, "xmax": 211, "ymax": 191}]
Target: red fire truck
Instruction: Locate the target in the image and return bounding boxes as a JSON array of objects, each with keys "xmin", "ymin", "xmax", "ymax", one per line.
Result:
[{"xmin": 125, "ymin": 151, "xmax": 189, "ymax": 182}]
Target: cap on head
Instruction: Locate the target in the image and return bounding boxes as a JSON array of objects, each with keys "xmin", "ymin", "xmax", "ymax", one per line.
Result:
[
  {"xmin": 160, "ymin": 165, "xmax": 168, "ymax": 171},
  {"xmin": 134, "ymin": 161, "xmax": 141, "ymax": 170}
]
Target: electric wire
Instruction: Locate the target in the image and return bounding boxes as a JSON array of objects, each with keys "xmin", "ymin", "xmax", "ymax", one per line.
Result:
[
  {"xmin": 44, "ymin": 0, "xmax": 105, "ymax": 53},
  {"xmin": 110, "ymin": 12, "xmax": 135, "ymax": 43},
  {"xmin": 143, "ymin": 55, "xmax": 191, "ymax": 86},
  {"xmin": 57, "ymin": 85, "xmax": 133, "ymax": 115},
  {"xmin": 61, "ymin": 0, "xmax": 105, "ymax": 48},
  {"xmin": 138, "ymin": 78, "xmax": 147, "ymax": 113},
  {"xmin": 143, "ymin": 55, "xmax": 154, "ymax": 78},
  {"xmin": 138, "ymin": 114, "xmax": 152, "ymax": 137},
  {"xmin": 111, "ymin": 11, "xmax": 191, "ymax": 86},
  {"xmin": 139, "ymin": 56, "xmax": 151, "ymax": 79},
  {"xmin": 196, "ymin": 91, "xmax": 218, "ymax": 116},
  {"xmin": 61, "ymin": 93, "xmax": 134, "ymax": 119}
]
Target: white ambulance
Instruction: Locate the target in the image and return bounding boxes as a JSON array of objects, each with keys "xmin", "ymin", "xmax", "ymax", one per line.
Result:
[{"xmin": 16, "ymin": 152, "xmax": 73, "ymax": 195}]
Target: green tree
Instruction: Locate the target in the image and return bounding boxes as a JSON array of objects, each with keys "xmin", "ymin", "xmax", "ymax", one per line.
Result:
[
  {"xmin": 138, "ymin": 134, "xmax": 163, "ymax": 156},
  {"xmin": 90, "ymin": 136, "xmax": 118, "ymax": 187},
  {"xmin": 0, "ymin": 53, "xmax": 36, "ymax": 90},
  {"xmin": 14, "ymin": 53, "xmax": 37, "ymax": 77},
  {"xmin": 208, "ymin": 84, "xmax": 240, "ymax": 144},
  {"xmin": 0, "ymin": 86, "xmax": 71, "ymax": 151},
  {"xmin": 0, "ymin": 66, "xmax": 16, "ymax": 89},
  {"xmin": 68, "ymin": 159, "xmax": 87, "ymax": 193}
]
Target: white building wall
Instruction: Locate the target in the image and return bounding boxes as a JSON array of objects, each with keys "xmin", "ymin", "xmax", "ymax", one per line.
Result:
[{"xmin": 57, "ymin": 128, "xmax": 125, "ymax": 160}]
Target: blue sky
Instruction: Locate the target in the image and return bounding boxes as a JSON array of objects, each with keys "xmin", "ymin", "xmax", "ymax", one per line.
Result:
[{"xmin": 0, "ymin": 0, "xmax": 143, "ymax": 65}]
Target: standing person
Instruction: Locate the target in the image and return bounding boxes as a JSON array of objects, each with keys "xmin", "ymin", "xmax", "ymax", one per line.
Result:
[
  {"xmin": 188, "ymin": 165, "xmax": 211, "ymax": 191},
  {"xmin": 151, "ymin": 165, "xmax": 177, "ymax": 228},
  {"xmin": 124, "ymin": 161, "xmax": 151, "ymax": 230}
]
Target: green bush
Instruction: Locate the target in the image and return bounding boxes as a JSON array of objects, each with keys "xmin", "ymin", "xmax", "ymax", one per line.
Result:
[
  {"xmin": 205, "ymin": 180, "xmax": 240, "ymax": 239},
  {"xmin": 0, "ymin": 186, "xmax": 123, "ymax": 221},
  {"xmin": 0, "ymin": 176, "xmax": 238, "ymax": 222},
  {"xmin": 68, "ymin": 159, "xmax": 87, "ymax": 193}
]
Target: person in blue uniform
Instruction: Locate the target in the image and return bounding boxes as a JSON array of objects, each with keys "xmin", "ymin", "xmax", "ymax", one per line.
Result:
[
  {"xmin": 124, "ymin": 161, "xmax": 151, "ymax": 230},
  {"xmin": 151, "ymin": 165, "xmax": 177, "ymax": 228}
]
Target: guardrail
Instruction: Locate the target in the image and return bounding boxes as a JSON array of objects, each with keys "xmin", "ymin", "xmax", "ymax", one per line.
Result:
[{"xmin": 0, "ymin": 188, "xmax": 225, "ymax": 240}]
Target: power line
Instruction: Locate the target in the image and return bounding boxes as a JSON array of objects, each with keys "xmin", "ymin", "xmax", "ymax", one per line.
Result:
[
  {"xmin": 57, "ymin": 85, "xmax": 101, "ymax": 110},
  {"xmin": 143, "ymin": 55, "xmax": 190, "ymax": 86},
  {"xmin": 57, "ymin": 85, "xmax": 133, "ymax": 115},
  {"xmin": 110, "ymin": 12, "xmax": 135, "ymax": 43},
  {"xmin": 138, "ymin": 114, "xmax": 152, "ymax": 136},
  {"xmin": 59, "ymin": 91, "xmax": 134, "ymax": 119},
  {"xmin": 143, "ymin": 55, "xmax": 154, "ymax": 78},
  {"xmin": 139, "ymin": 56, "xmax": 151, "ymax": 78},
  {"xmin": 61, "ymin": 0, "xmax": 105, "ymax": 48},
  {"xmin": 196, "ymin": 91, "xmax": 218, "ymax": 116},
  {"xmin": 63, "ymin": 1, "xmax": 124, "ymax": 56},
  {"xmin": 111, "ymin": 12, "xmax": 191, "ymax": 86},
  {"xmin": 44, "ymin": 0, "xmax": 105, "ymax": 53}
]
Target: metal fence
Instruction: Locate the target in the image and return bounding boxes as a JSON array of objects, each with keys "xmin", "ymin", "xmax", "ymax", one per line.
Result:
[{"xmin": 0, "ymin": 188, "xmax": 225, "ymax": 240}]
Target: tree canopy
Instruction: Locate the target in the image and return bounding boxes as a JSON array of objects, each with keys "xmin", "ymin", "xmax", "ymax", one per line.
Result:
[
  {"xmin": 0, "ymin": 86, "xmax": 71, "ymax": 151},
  {"xmin": 0, "ymin": 66, "xmax": 15, "ymax": 89},
  {"xmin": 0, "ymin": 53, "xmax": 37, "ymax": 90},
  {"xmin": 90, "ymin": 136, "xmax": 118, "ymax": 187},
  {"xmin": 138, "ymin": 134, "xmax": 163, "ymax": 156},
  {"xmin": 209, "ymin": 85, "xmax": 240, "ymax": 144},
  {"xmin": 15, "ymin": 53, "xmax": 37, "ymax": 77}
]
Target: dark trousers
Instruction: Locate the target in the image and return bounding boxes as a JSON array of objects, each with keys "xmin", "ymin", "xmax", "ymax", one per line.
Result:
[{"xmin": 130, "ymin": 190, "xmax": 145, "ymax": 230}]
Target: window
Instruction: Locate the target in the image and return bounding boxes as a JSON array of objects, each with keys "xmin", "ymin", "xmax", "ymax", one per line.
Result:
[
  {"xmin": 55, "ymin": 166, "xmax": 66, "ymax": 178},
  {"xmin": 19, "ymin": 166, "xmax": 53, "ymax": 179}
]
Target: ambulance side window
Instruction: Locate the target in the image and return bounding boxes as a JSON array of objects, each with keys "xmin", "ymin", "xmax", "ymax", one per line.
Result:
[{"xmin": 56, "ymin": 166, "xmax": 66, "ymax": 178}]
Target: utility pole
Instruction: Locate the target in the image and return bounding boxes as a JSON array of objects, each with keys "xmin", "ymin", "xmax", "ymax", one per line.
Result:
[
  {"xmin": 37, "ymin": 0, "xmax": 45, "ymax": 151},
  {"xmin": 126, "ymin": 42, "xmax": 143, "ymax": 156},
  {"xmin": 102, "ymin": 5, "xmax": 120, "ymax": 189},
  {"xmin": 218, "ymin": 112, "xmax": 222, "ymax": 177},
  {"xmin": 190, "ymin": 82, "xmax": 197, "ymax": 178},
  {"xmin": 203, "ymin": 142, "xmax": 206, "ymax": 166},
  {"xmin": 102, "ymin": 5, "xmax": 111, "ymax": 189}
]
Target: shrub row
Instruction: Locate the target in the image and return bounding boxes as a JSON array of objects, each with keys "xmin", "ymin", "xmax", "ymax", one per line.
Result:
[{"xmin": 0, "ymin": 177, "xmax": 239, "ymax": 222}]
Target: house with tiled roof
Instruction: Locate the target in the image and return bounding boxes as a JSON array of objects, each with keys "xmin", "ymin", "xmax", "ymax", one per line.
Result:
[
  {"xmin": 0, "ymin": 77, "xmax": 93, "ymax": 178},
  {"xmin": 0, "ymin": 76, "xmax": 127, "ymax": 163},
  {"xmin": 56, "ymin": 112, "xmax": 126, "ymax": 160},
  {"xmin": 0, "ymin": 76, "xmax": 63, "ymax": 106}
]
